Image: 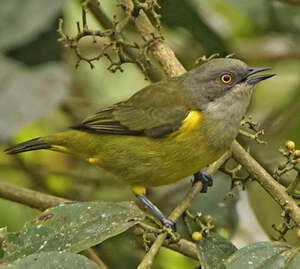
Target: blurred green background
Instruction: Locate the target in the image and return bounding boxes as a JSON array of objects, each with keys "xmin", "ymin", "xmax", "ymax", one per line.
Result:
[{"xmin": 0, "ymin": 0, "xmax": 300, "ymax": 268}]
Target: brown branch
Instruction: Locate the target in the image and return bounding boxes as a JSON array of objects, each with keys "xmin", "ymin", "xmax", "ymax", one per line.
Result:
[
  {"xmin": 0, "ymin": 182, "xmax": 68, "ymax": 211},
  {"xmin": 169, "ymin": 151, "xmax": 233, "ymax": 220},
  {"xmin": 134, "ymin": 9, "xmax": 186, "ymax": 77},
  {"xmin": 85, "ymin": 0, "xmax": 113, "ymax": 29},
  {"xmin": 231, "ymin": 141, "xmax": 300, "ymax": 226}
]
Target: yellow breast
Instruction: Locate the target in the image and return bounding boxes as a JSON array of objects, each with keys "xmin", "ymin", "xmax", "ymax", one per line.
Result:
[{"xmin": 169, "ymin": 110, "xmax": 203, "ymax": 141}]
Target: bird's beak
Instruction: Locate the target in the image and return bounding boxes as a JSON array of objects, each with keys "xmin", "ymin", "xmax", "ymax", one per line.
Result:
[{"xmin": 246, "ymin": 67, "xmax": 275, "ymax": 85}]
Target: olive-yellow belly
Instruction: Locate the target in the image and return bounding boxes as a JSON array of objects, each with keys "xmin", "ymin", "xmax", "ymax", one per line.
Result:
[{"xmin": 46, "ymin": 118, "xmax": 228, "ymax": 187}]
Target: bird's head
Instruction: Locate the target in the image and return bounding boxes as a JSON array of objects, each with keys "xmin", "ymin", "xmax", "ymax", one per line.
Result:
[{"xmin": 181, "ymin": 57, "xmax": 275, "ymax": 112}]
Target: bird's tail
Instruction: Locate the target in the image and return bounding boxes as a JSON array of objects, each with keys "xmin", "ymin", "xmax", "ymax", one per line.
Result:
[{"xmin": 4, "ymin": 137, "xmax": 51, "ymax": 155}]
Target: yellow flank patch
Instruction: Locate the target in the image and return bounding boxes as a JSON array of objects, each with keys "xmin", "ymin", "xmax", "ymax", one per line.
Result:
[
  {"xmin": 131, "ymin": 185, "xmax": 147, "ymax": 195},
  {"xmin": 170, "ymin": 110, "xmax": 203, "ymax": 140},
  {"xmin": 51, "ymin": 145, "xmax": 69, "ymax": 152},
  {"xmin": 88, "ymin": 157, "xmax": 100, "ymax": 164}
]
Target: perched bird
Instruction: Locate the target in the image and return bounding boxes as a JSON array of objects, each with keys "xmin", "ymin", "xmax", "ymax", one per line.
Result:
[{"xmin": 5, "ymin": 58, "xmax": 274, "ymax": 230}]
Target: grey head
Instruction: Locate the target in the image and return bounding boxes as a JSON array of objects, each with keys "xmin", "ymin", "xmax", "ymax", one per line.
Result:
[
  {"xmin": 180, "ymin": 58, "xmax": 275, "ymax": 147},
  {"xmin": 181, "ymin": 58, "xmax": 274, "ymax": 110}
]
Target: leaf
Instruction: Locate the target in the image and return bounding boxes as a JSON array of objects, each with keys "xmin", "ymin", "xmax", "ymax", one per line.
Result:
[
  {"xmin": 196, "ymin": 233, "xmax": 237, "ymax": 269},
  {"xmin": 0, "ymin": 201, "xmax": 145, "ymax": 263},
  {"xmin": 0, "ymin": 0, "xmax": 64, "ymax": 51},
  {"xmin": 225, "ymin": 241, "xmax": 300, "ymax": 269},
  {"xmin": 0, "ymin": 55, "xmax": 69, "ymax": 142},
  {"xmin": 0, "ymin": 251, "xmax": 98, "ymax": 269}
]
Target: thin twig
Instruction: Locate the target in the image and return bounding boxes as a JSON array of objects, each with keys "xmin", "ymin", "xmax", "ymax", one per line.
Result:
[{"xmin": 85, "ymin": 0, "xmax": 161, "ymax": 81}]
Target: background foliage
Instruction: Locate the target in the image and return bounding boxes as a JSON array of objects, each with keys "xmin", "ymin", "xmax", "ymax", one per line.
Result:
[{"xmin": 0, "ymin": 0, "xmax": 300, "ymax": 268}]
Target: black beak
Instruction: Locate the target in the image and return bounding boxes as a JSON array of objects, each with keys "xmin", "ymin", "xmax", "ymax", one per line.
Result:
[{"xmin": 246, "ymin": 67, "xmax": 275, "ymax": 85}]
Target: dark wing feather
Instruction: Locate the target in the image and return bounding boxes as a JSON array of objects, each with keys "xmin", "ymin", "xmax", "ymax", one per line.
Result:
[
  {"xmin": 71, "ymin": 78, "xmax": 194, "ymax": 138},
  {"xmin": 72, "ymin": 107, "xmax": 144, "ymax": 135}
]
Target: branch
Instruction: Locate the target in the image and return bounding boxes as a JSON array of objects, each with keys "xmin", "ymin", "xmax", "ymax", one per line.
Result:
[
  {"xmin": 169, "ymin": 151, "xmax": 233, "ymax": 220},
  {"xmin": 134, "ymin": 9, "xmax": 186, "ymax": 77},
  {"xmin": 137, "ymin": 152, "xmax": 232, "ymax": 269},
  {"xmin": 132, "ymin": 226, "xmax": 198, "ymax": 260},
  {"xmin": 231, "ymin": 140, "xmax": 300, "ymax": 226},
  {"xmin": 0, "ymin": 182, "xmax": 68, "ymax": 211},
  {"xmin": 85, "ymin": 0, "xmax": 161, "ymax": 81}
]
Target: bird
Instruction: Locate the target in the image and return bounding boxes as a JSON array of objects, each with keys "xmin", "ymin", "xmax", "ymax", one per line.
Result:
[{"xmin": 5, "ymin": 58, "xmax": 274, "ymax": 231}]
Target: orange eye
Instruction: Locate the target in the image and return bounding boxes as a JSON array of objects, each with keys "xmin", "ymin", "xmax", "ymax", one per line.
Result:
[{"xmin": 220, "ymin": 73, "xmax": 232, "ymax": 84}]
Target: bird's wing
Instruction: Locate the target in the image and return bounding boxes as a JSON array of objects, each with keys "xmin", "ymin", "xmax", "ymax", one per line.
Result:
[{"xmin": 71, "ymin": 79, "xmax": 195, "ymax": 138}]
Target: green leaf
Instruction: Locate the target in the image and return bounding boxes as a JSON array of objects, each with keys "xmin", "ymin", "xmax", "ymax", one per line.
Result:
[
  {"xmin": 0, "ymin": 251, "xmax": 98, "ymax": 269},
  {"xmin": 0, "ymin": 201, "xmax": 145, "ymax": 263},
  {"xmin": 196, "ymin": 233, "xmax": 237, "ymax": 269},
  {"xmin": 225, "ymin": 241, "xmax": 300, "ymax": 269},
  {"xmin": 0, "ymin": 0, "xmax": 64, "ymax": 51},
  {"xmin": 0, "ymin": 55, "xmax": 69, "ymax": 142}
]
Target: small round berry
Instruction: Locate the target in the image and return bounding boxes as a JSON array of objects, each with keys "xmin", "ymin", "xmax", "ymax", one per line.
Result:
[
  {"xmin": 192, "ymin": 232, "xmax": 203, "ymax": 241},
  {"xmin": 293, "ymin": 150, "xmax": 300, "ymax": 159},
  {"xmin": 285, "ymin": 140, "xmax": 295, "ymax": 151}
]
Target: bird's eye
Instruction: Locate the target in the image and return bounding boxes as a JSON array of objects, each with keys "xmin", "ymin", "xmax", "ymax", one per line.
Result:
[{"xmin": 220, "ymin": 73, "xmax": 232, "ymax": 84}]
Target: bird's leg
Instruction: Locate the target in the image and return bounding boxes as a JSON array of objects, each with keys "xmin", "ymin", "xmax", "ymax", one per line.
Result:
[
  {"xmin": 193, "ymin": 171, "xmax": 213, "ymax": 193},
  {"xmin": 132, "ymin": 186, "xmax": 176, "ymax": 231},
  {"xmin": 137, "ymin": 194, "xmax": 176, "ymax": 231}
]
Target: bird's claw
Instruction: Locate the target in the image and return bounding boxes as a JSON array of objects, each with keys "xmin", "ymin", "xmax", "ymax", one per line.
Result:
[
  {"xmin": 193, "ymin": 171, "xmax": 213, "ymax": 193},
  {"xmin": 161, "ymin": 217, "xmax": 176, "ymax": 232},
  {"xmin": 161, "ymin": 220, "xmax": 180, "ymax": 241}
]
